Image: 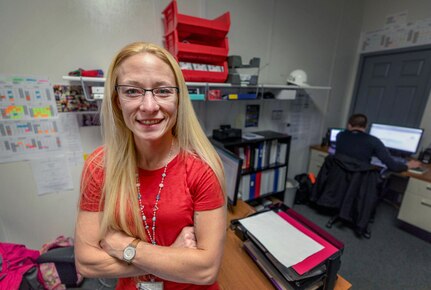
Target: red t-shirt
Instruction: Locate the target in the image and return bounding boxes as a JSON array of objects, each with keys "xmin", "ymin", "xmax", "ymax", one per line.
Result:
[{"xmin": 80, "ymin": 146, "xmax": 225, "ymax": 290}]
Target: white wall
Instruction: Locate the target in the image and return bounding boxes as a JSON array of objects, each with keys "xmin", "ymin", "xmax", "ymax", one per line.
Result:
[
  {"xmin": 0, "ymin": 0, "xmax": 364, "ymax": 248},
  {"xmin": 362, "ymin": 0, "xmax": 431, "ymax": 32},
  {"xmin": 0, "ymin": 126, "xmax": 101, "ymax": 249},
  {"xmin": 0, "ymin": 0, "xmax": 164, "ymax": 84}
]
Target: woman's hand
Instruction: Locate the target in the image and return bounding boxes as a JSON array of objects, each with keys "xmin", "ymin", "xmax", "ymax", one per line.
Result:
[
  {"xmin": 170, "ymin": 226, "xmax": 197, "ymax": 249},
  {"xmin": 99, "ymin": 229, "xmax": 135, "ymax": 260}
]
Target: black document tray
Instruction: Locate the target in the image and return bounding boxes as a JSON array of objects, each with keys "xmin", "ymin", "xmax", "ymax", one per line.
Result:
[{"xmin": 230, "ymin": 203, "xmax": 344, "ymax": 290}]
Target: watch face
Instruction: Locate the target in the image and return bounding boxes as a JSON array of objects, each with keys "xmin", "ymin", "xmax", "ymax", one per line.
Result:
[{"xmin": 123, "ymin": 246, "xmax": 136, "ymax": 261}]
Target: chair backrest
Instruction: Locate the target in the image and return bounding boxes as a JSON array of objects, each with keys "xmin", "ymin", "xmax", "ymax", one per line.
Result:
[
  {"xmin": 310, "ymin": 153, "xmax": 380, "ymax": 208},
  {"xmin": 311, "ymin": 154, "xmax": 381, "ymax": 231},
  {"xmin": 37, "ymin": 246, "xmax": 80, "ymax": 288}
]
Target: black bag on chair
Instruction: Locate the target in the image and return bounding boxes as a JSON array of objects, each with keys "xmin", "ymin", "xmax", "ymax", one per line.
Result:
[{"xmin": 294, "ymin": 173, "xmax": 313, "ymax": 204}]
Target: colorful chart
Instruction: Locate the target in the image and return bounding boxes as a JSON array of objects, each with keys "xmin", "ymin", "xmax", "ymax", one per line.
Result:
[
  {"xmin": 32, "ymin": 106, "xmax": 52, "ymax": 118},
  {"xmin": 0, "ymin": 120, "xmax": 59, "ymax": 137},
  {"xmin": 2, "ymin": 105, "xmax": 25, "ymax": 120},
  {"xmin": 0, "ymin": 75, "xmax": 63, "ymax": 163}
]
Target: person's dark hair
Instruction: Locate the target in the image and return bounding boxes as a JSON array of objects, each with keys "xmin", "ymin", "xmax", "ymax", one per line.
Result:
[{"xmin": 348, "ymin": 113, "xmax": 367, "ymax": 128}]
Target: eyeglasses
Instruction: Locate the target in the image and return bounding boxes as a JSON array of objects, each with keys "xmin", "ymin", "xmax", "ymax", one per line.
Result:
[{"xmin": 115, "ymin": 85, "xmax": 179, "ymax": 102}]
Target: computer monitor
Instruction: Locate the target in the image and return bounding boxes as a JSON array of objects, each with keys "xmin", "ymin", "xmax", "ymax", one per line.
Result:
[
  {"xmin": 369, "ymin": 123, "xmax": 424, "ymax": 156},
  {"xmin": 329, "ymin": 128, "xmax": 344, "ymax": 143},
  {"xmin": 214, "ymin": 145, "xmax": 243, "ymax": 207}
]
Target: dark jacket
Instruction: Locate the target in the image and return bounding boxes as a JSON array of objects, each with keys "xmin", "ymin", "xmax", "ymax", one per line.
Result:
[{"xmin": 310, "ymin": 154, "xmax": 381, "ymax": 231}]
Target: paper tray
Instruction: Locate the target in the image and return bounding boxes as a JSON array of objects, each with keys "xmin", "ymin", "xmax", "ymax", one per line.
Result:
[
  {"xmin": 243, "ymin": 240, "xmax": 325, "ymax": 290},
  {"xmin": 231, "ymin": 204, "xmax": 344, "ymax": 289}
]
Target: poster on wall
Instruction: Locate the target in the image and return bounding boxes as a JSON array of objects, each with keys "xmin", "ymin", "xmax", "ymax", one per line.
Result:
[
  {"xmin": 31, "ymin": 156, "xmax": 74, "ymax": 195},
  {"xmin": 245, "ymin": 104, "xmax": 260, "ymax": 127},
  {"xmin": 0, "ymin": 75, "xmax": 64, "ymax": 163},
  {"xmin": 361, "ymin": 13, "xmax": 431, "ymax": 53}
]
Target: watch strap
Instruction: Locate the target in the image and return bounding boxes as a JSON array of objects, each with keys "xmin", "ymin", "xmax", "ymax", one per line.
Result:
[{"xmin": 130, "ymin": 238, "xmax": 141, "ymax": 248}]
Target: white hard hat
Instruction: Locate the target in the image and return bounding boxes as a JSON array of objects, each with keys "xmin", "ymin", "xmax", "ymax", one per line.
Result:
[{"xmin": 287, "ymin": 69, "xmax": 309, "ymax": 87}]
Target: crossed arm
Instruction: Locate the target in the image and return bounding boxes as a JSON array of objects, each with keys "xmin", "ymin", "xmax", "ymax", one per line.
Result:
[{"xmin": 74, "ymin": 205, "xmax": 226, "ymax": 284}]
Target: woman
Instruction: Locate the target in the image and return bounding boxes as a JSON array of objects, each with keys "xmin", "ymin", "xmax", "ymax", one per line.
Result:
[{"xmin": 75, "ymin": 42, "xmax": 226, "ymax": 290}]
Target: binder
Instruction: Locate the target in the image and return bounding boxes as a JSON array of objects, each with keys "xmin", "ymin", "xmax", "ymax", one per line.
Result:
[
  {"xmin": 244, "ymin": 145, "xmax": 251, "ymax": 170},
  {"xmin": 240, "ymin": 175, "xmax": 250, "ymax": 201},
  {"xmin": 254, "ymin": 147, "xmax": 260, "ymax": 170},
  {"xmin": 249, "ymin": 173, "xmax": 256, "ymax": 200},
  {"xmin": 277, "ymin": 143, "xmax": 288, "ymax": 163},
  {"xmin": 257, "ymin": 142, "xmax": 264, "ymax": 169},
  {"xmin": 278, "ymin": 166, "xmax": 287, "ymax": 192},
  {"xmin": 255, "ymin": 172, "xmax": 262, "ymax": 198},
  {"xmin": 273, "ymin": 168, "xmax": 279, "ymax": 193},
  {"xmin": 269, "ymin": 139, "xmax": 278, "ymax": 165}
]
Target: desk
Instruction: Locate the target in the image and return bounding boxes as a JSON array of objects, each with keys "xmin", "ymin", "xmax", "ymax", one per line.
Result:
[
  {"xmin": 217, "ymin": 200, "xmax": 352, "ymax": 290},
  {"xmin": 307, "ymin": 145, "xmax": 330, "ymax": 176},
  {"xmin": 398, "ymin": 164, "xmax": 431, "ymax": 234},
  {"xmin": 308, "ymin": 144, "xmax": 431, "ymax": 182},
  {"xmin": 307, "ymin": 145, "xmax": 431, "ymax": 235}
]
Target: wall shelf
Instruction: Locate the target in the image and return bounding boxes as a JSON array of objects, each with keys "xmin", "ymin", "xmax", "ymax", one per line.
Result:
[
  {"xmin": 62, "ymin": 76, "xmax": 331, "ymax": 90},
  {"xmin": 62, "ymin": 76, "xmax": 105, "ymax": 101},
  {"xmin": 261, "ymin": 84, "xmax": 332, "ymax": 90},
  {"xmin": 187, "ymin": 82, "xmax": 331, "ymax": 90},
  {"xmin": 62, "ymin": 76, "xmax": 106, "ymax": 83},
  {"xmin": 61, "ymin": 76, "xmax": 331, "ymax": 102}
]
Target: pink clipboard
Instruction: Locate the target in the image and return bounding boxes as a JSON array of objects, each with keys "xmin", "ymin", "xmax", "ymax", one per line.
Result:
[{"xmin": 277, "ymin": 211, "xmax": 338, "ymax": 275}]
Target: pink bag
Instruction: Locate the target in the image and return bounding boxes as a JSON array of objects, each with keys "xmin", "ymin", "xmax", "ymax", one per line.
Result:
[{"xmin": 0, "ymin": 242, "xmax": 40, "ymax": 290}]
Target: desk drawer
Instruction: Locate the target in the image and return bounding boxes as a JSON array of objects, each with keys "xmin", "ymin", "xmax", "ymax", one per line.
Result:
[
  {"xmin": 308, "ymin": 159, "xmax": 323, "ymax": 176},
  {"xmin": 398, "ymin": 190, "xmax": 431, "ymax": 232},
  {"xmin": 310, "ymin": 149, "xmax": 328, "ymax": 163},
  {"xmin": 406, "ymin": 177, "xmax": 431, "ymax": 198},
  {"xmin": 308, "ymin": 149, "xmax": 328, "ymax": 176}
]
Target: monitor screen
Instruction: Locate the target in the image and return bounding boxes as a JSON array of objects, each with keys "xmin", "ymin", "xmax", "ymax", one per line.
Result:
[
  {"xmin": 329, "ymin": 128, "xmax": 344, "ymax": 143},
  {"xmin": 214, "ymin": 145, "xmax": 243, "ymax": 207},
  {"xmin": 369, "ymin": 123, "xmax": 424, "ymax": 155}
]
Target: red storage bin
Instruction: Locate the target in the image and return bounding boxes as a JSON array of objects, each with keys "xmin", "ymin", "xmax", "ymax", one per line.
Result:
[
  {"xmin": 162, "ymin": 0, "xmax": 230, "ymax": 39},
  {"xmin": 181, "ymin": 61, "xmax": 228, "ymax": 83},
  {"xmin": 165, "ymin": 30, "xmax": 229, "ymax": 64},
  {"xmin": 162, "ymin": 0, "xmax": 230, "ymax": 82}
]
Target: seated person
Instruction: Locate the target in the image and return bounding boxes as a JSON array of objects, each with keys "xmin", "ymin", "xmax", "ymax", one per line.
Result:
[{"xmin": 336, "ymin": 113, "xmax": 421, "ymax": 172}]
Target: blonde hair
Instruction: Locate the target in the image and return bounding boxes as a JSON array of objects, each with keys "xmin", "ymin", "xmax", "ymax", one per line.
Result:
[{"xmin": 92, "ymin": 42, "xmax": 225, "ymax": 239}]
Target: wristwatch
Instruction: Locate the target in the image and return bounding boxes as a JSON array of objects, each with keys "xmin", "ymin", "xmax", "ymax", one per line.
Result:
[{"xmin": 122, "ymin": 238, "xmax": 141, "ymax": 264}]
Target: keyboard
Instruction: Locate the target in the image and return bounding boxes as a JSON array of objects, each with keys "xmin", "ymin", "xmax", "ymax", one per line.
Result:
[{"xmin": 408, "ymin": 167, "xmax": 428, "ymax": 175}]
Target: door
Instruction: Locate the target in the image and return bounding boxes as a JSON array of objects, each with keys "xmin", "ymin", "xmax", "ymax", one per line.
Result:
[{"xmin": 351, "ymin": 47, "xmax": 431, "ymax": 127}]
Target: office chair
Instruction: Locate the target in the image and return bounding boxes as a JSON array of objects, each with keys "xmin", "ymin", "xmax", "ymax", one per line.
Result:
[
  {"xmin": 342, "ymin": 168, "xmax": 393, "ymax": 230},
  {"xmin": 37, "ymin": 246, "xmax": 81, "ymax": 288},
  {"xmin": 309, "ymin": 154, "xmax": 382, "ymax": 239}
]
